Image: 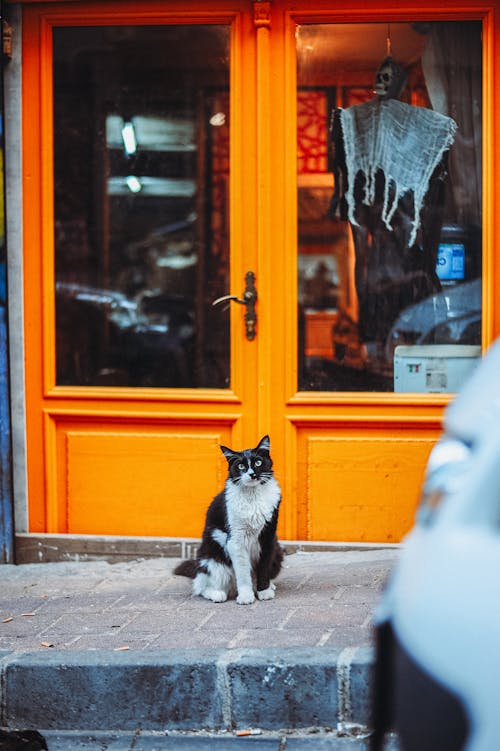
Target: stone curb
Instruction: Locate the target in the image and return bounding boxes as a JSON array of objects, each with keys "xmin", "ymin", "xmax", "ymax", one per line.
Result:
[{"xmin": 0, "ymin": 647, "xmax": 374, "ymax": 733}]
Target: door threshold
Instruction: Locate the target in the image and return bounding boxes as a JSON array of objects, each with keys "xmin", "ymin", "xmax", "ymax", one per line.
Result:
[{"xmin": 14, "ymin": 533, "xmax": 399, "ymax": 564}]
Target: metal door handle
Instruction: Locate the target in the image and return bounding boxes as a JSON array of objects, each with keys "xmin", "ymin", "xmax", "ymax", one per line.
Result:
[{"xmin": 212, "ymin": 271, "xmax": 257, "ymax": 340}]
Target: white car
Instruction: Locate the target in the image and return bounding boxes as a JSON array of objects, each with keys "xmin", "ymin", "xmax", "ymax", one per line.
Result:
[{"xmin": 372, "ymin": 337, "xmax": 500, "ymax": 751}]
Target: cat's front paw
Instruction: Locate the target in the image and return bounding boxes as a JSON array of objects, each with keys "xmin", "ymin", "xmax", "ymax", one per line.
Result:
[
  {"xmin": 257, "ymin": 586, "xmax": 276, "ymax": 601},
  {"xmin": 204, "ymin": 588, "xmax": 228, "ymax": 602},
  {"xmin": 236, "ymin": 588, "xmax": 255, "ymax": 605}
]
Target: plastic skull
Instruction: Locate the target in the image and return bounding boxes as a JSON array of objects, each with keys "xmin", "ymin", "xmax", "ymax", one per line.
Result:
[{"xmin": 374, "ymin": 56, "xmax": 407, "ymax": 99}]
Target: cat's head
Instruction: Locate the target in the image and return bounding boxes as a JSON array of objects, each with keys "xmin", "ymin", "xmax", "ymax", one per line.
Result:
[{"xmin": 220, "ymin": 435, "xmax": 273, "ymax": 488}]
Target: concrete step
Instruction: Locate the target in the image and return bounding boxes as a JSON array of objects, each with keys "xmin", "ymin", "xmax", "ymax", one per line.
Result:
[{"xmin": 1, "ymin": 646, "xmax": 371, "ymax": 732}]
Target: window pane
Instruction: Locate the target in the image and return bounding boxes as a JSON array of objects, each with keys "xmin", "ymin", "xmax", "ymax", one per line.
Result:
[
  {"xmin": 53, "ymin": 25, "xmax": 230, "ymax": 388},
  {"xmin": 297, "ymin": 22, "xmax": 482, "ymax": 393}
]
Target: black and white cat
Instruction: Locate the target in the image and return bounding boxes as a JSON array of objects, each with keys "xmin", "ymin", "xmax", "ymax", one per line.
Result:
[{"xmin": 174, "ymin": 435, "xmax": 283, "ymax": 605}]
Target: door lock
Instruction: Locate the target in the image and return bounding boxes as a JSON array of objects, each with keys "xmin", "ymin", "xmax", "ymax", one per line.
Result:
[{"xmin": 212, "ymin": 271, "xmax": 257, "ymax": 340}]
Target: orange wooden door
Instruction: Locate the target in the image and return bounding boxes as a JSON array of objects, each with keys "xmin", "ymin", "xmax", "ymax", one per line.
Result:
[
  {"xmin": 22, "ymin": 0, "xmax": 497, "ymax": 543},
  {"xmin": 266, "ymin": 2, "xmax": 494, "ymax": 543},
  {"xmin": 23, "ymin": 1, "xmax": 264, "ymax": 538}
]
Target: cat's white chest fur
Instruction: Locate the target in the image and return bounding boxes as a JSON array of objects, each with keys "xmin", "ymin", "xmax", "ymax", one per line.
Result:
[
  {"xmin": 222, "ymin": 476, "xmax": 281, "ymax": 604},
  {"xmin": 225, "ymin": 477, "xmax": 280, "ymax": 571},
  {"xmin": 225, "ymin": 476, "xmax": 281, "ymax": 533}
]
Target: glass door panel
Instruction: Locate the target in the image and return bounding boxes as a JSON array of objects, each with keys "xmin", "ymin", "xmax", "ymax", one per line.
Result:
[
  {"xmin": 296, "ymin": 21, "xmax": 482, "ymax": 393},
  {"xmin": 53, "ymin": 24, "xmax": 230, "ymax": 388}
]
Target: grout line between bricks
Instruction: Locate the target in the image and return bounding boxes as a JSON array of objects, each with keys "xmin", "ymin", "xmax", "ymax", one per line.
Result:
[
  {"xmin": 216, "ymin": 649, "xmax": 241, "ymax": 730},
  {"xmin": 316, "ymin": 629, "xmax": 333, "ymax": 647},
  {"xmin": 128, "ymin": 728, "xmax": 141, "ymax": 750},
  {"xmin": 61, "ymin": 636, "xmax": 83, "ymax": 649},
  {"xmin": 362, "ymin": 612, "xmax": 374, "ymax": 629},
  {"xmin": 295, "ymin": 573, "xmax": 313, "ymax": 590},
  {"xmin": 332, "ymin": 586, "xmax": 347, "ymax": 601},
  {"xmin": 227, "ymin": 630, "xmax": 247, "ymax": 649},
  {"xmin": 277, "ymin": 608, "xmax": 297, "ymax": 630},
  {"xmin": 195, "ymin": 612, "xmax": 215, "ymax": 632},
  {"xmin": 0, "ymin": 652, "xmax": 15, "ymax": 727},
  {"xmin": 336, "ymin": 645, "xmax": 360, "ymax": 731},
  {"xmin": 89, "ymin": 577, "xmax": 114, "ymax": 593},
  {"xmin": 0, "ymin": 655, "xmax": 5, "ymax": 726},
  {"xmin": 102, "ymin": 595, "xmax": 126, "ymax": 612},
  {"xmin": 35, "ymin": 612, "xmax": 66, "ymax": 638},
  {"xmin": 116, "ymin": 612, "xmax": 141, "ymax": 632}
]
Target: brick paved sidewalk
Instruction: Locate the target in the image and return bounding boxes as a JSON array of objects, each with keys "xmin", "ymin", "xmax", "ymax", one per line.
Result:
[{"xmin": 0, "ymin": 549, "xmax": 398, "ymax": 653}]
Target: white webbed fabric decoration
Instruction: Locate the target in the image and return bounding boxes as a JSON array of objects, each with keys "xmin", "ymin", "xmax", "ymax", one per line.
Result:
[{"xmin": 339, "ymin": 98, "xmax": 457, "ymax": 247}]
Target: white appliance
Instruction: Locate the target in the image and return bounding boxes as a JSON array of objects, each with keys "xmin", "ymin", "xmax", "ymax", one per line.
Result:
[{"xmin": 394, "ymin": 344, "xmax": 481, "ymax": 393}]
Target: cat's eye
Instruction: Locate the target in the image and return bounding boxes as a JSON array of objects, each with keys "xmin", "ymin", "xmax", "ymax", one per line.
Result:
[
  {"xmin": 238, "ymin": 462, "xmax": 246, "ymax": 470},
  {"xmin": 255, "ymin": 459, "xmax": 262, "ymax": 467}
]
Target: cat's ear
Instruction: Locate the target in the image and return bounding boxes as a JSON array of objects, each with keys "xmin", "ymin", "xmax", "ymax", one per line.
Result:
[
  {"xmin": 256, "ymin": 435, "xmax": 270, "ymax": 452},
  {"xmin": 220, "ymin": 444, "xmax": 237, "ymax": 462}
]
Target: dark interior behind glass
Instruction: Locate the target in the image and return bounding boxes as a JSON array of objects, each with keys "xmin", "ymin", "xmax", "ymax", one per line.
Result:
[
  {"xmin": 297, "ymin": 21, "xmax": 482, "ymax": 393},
  {"xmin": 53, "ymin": 25, "xmax": 230, "ymax": 388}
]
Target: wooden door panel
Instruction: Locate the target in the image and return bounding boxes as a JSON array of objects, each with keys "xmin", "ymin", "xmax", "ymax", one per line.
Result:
[
  {"xmin": 290, "ymin": 420, "xmax": 441, "ymax": 543},
  {"xmin": 306, "ymin": 435, "xmax": 434, "ymax": 543},
  {"xmin": 66, "ymin": 431, "xmax": 224, "ymax": 536},
  {"xmin": 46, "ymin": 415, "xmax": 236, "ymax": 535}
]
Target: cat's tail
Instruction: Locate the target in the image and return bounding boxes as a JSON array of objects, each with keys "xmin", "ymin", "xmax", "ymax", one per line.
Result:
[{"xmin": 174, "ymin": 559, "xmax": 198, "ymax": 578}]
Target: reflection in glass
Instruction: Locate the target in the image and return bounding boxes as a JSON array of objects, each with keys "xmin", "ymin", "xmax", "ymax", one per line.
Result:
[
  {"xmin": 53, "ymin": 25, "xmax": 230, "ymax": 387},
  {"xmin": 297, "ymin": 22, "xmax": 482, "ymax": 393}
]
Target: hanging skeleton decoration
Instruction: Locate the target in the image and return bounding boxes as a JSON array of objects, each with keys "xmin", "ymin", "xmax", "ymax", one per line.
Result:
[
  {"xmin": 337, "ymin": 96, "xmax": 456, "ymax": 247},
  {"xmin": 329, "ymin": 55, "xmax": 457, "ymax": 356}
]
